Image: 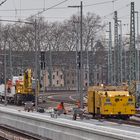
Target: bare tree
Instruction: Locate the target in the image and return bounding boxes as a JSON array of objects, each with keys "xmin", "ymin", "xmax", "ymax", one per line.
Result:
[{"xmin": 0, "ymin": 12, "xmax": 105, "ymax": 52}]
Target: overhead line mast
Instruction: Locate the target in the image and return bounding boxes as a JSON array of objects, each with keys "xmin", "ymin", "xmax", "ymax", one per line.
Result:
[
  {"xmin": 129, "ymin": 2, "xmax": 136, "ymax": 83},
  {"xmin": 108, "ymin": 22, "xmax": 113, "ymax": 84},
  {"xmin": 118, "ymin": 20, "xmax": 122, "ymax": 84},
  {"xmin": 114, "ymin": 11, "xmax": 119, "ymax": 85}
]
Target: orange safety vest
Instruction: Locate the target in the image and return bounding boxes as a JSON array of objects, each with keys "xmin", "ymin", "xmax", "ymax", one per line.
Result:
[
  {"xmin": 76, "ymin": 101, "xmax": 80, "ymax": 108},
  {"xmin": 57, "ymin": 104, "xmax": 63, "ymax": 110}
]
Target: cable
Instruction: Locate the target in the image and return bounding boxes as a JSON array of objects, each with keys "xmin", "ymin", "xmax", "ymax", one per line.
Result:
[
  {"xmin": 0, "ymin": 0, "xmax": 120, "ymax": 12},
  {"xmin": 0, "ymin": 8, "xmax": 44, "ymax": 11},
  {"xmin": 30, "ymin": 0, "xmax": 69, "ymax": 18},
  {"xmin": 0, "ymin": 0, "xmax": 131, "ymax": 25},
  {"xmin": 0, "ymin": 15, "xmax": 66, "ymax": 19},
  {"xmin": 84, "ymin": 0, "xmax": 119, "ymax": 7},
  {"xmin": 0, "ymin": 0, "xmax": 7, "ymax": 6},
  {"xmin": 0, "ymin": 0, "xmax": 69, "ymax": 26},
  {"xmin": 118, "ymin": 14, "xmax": 129, "ymax": 19},
  {"xmin": 102, "ymin": 3, "xmax": 130, "ymax": 19}
]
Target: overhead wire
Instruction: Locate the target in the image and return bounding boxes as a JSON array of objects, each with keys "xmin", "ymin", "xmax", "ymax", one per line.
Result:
[
  {"xmin": 0, "ymin": 0, "xmax": 7, "ymax": 6},
  {"xmin": 0, "ymin": 15, "xmax": 66, "ymax": 19},
  {"xmin": 84, "ymin": 0, "xmax": 119, "ymax": 7},
  {"xmin": 0, "ymin": 0, "xmax": 69, "ymax": 26},
  {"xmin": 102, "ymin": 3, "xmax": 130, "ymax": 19},
  {"xmin": 0, "ymin": 0, "xmax": 132, "ymax": 25},
  {"xmin": 29, "ymin": 0, "xmax": 69, "ymax": 19},
  {"xmin": 0, "ymin": 0, "xmax": 128, "ymax": 23},
  {"xmin": 0, "ymin": 0, "xmax": 120, "ymax": 12},
  {"xmin": 0, "ymin": 0, "xmax": 120, "ymax": 23}
]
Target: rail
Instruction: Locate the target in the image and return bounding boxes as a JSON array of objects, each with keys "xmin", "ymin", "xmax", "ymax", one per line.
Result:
[{"xmin": 0, "ymin": 124, "xmax": 46, "ymax": 140}]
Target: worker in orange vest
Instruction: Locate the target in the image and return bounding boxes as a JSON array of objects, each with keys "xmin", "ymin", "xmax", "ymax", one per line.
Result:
[
  {"xmin": 76, "ymin": 100, "xmax": 80, "ymax": 108},
  {"xmin": 57, "ymin": 102, "xmax": 64, "ymax": 110},
  {"xmin": 56, "ymin": 102, "xmax": 66, "ymax": 114}
]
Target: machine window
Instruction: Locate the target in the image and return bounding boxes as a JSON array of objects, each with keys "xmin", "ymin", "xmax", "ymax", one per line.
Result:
[
  {"xmin": 104, "ymin": 98, "xmax": 112, "ymax": 105},
  {"xmin": 115, "ymin": 98, "xmax": 119, "ymax": 102},
  {"xmin": 106, "ymin": 98, "xmax": 110, "ymax": 103},
  {"xmin": 128, "ymin": 98, "xmax": 133, "ymax": 102}
]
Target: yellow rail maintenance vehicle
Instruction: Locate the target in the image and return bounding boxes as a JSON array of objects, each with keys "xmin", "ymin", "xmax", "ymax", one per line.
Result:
[
  {"xmin": 88, "ymin": 85, "xmax": 135, "ymax": 119},
  {"xmin": 15, "ymin": 69, "xmax": 37, "ymax": 105}
]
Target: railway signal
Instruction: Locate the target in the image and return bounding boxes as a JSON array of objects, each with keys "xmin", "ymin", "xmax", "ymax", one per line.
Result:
[
  {"xmin": 77, "ymin": 51, "xmax": 81, "ymax": 69},
  {"xmin": 40, "ymin": 51, "xmax": 46, "ymax": 70}
]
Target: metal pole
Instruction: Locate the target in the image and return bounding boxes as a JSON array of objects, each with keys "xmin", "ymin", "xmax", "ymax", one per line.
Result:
[
  {"xmin": 49, "ymin": 42, "xmax": 52, "ymax": 88},
  {"xmin": 124, "ymin": 47, "xmax": 127, "ymax": 81},
  {"xmin": 86, "ymin": 45, "xmax": 89, "ymax": 87},
  {"xmin": 129, "ymin": 2, "xmax": 136, "ymax": 83},
  {"xmin": 34, "ymin": 19, "xmax": 38, "ymax": 111},
  {"xmin": 135, "ymin": 11, "xmax": 139, "ymax": 107},
  {"xmin": 75, "ymin": 23, "xmax": 79, "ymax": 94},
  {"xmin": 108, "ymin": 22, "xmax": 113, "ymax": 84},
  {"xmin": 4, "ymin": 39, "xmax": 7, "ymax": 106},
  {"xmin": 9, "ymin": 41, "xmax": 12, "ymax": 79},
  {"xmin": 43, "ymin": 69, "xmax": 45, "ymax": 95},
  {"xmin": 80, "ymin": 1, "xmax": 83, "ymax": 108},
  {"xmin": 114, "ymin": 11, "xmax": 119, "ymax": 85},
  {"xmin": 67, "ymin": 2, "xmax": 83, "ymax": 108},
  {"xmin": 118, "ymin": 20, "xmax": 123, "ymax": 83},
  {"xmin": 135, "ymin": 11, "xmax": 139, "ymax": 81}
]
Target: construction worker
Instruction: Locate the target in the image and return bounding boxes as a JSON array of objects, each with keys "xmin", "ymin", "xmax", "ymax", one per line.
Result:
[
  {"xmin": 7, "ymin": 79, "xmax": 12, "ymax": 93},
  {"xmin": 56, "ymin": 102, "xmax": 66, "ymax": 115},
  {"xmin": 76, "ymin": 100, "xmax": 80, "ymax": 108}
]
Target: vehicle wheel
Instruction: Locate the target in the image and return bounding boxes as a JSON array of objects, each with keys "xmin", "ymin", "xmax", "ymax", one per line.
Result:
[
  {"xmin": 51, "ymin": 113, "xmax": 54, "ymax": 118},
  {"xmin": 73, "ymin": 114, "xmax": 77, "ymax": 120},
  {"xmin": 16, "ymin": 100, "xmax": 22, "ymax": 106}
]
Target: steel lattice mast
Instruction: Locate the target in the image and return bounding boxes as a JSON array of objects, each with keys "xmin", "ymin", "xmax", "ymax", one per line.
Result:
[
  {"xmin": 118, "ymin": 26, "xmax": 122, "ymax": 84},
  {"xmin": 129, "ymin": 2, "xmax": 136, "ymax": 83},
  {"xmin": 108, "ymin": 22, "xmax": 113, "ymax": 84},
  {"xmin": 114, "ymin": 11, "xmax": 119, "ymax": 85}
]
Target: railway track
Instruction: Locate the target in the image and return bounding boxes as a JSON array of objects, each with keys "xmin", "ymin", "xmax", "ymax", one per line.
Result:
[
  {"xmin": 135, "ymin": 114, "xmax": 140, "ymax": 118},
  {"xmin": 104, "ymin": 118, "xmax": 140, "ymax": 127},
  {"xmin": 39, "ymin": 91, "xmax": 79, "ymax": 105},
  {"xmin": 40, "ymin": 90, "xmax": 87, "ymax": 104},
  {"xmin": 0, "ymin": 124, "xmax": 48, "ymax": 140}
]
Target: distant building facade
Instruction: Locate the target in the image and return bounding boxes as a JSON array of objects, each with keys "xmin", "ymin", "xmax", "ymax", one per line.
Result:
[{"xmin": 0, "ymin": 45, "xmax": 108, "ymax": 89}]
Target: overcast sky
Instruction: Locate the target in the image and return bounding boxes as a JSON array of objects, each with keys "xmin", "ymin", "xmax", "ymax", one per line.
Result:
[{"xmin": 0, "ymin": 0, "xmax": 139, "ymax": 33}]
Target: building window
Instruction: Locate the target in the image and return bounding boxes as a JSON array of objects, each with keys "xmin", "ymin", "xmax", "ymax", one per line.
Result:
[
  {"xmin": 53, "ymin": 75, "xmax": 55, "ymax": 79},
  {"xmin": 85, "ymin": 73, "xmax": 87, "ymax": 79},
  {"xmin": 72, "ymin": 80, "xmax": 74, "ymax": 84},
  {"xmin": 57, "ymin": 80, "xmax": 59, "ymax": 84},
  {"xmin": 60, "ymin": 75, "xmax": 63, "ymax": 79},
  {"xmin": 97, "ymin": 73, "xmax": 99, "ymax": 79},
  {"xmin": 85, "ymin": 82, "xmax": 87, "ymax": 86},
  {"xmin": 48, "ymin": 75, "xmax": 50, "ymax": 79},
  {"xmin": 67, "ymin": 80, "xmax": 70, "ymax": 84},
  {"xmin": 72, "ymin": 72, "xmax": 74, "ymax": 77},
  {"xmin": 57, "ymin": 71, "xmax": 59, "ymax": 76}
]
